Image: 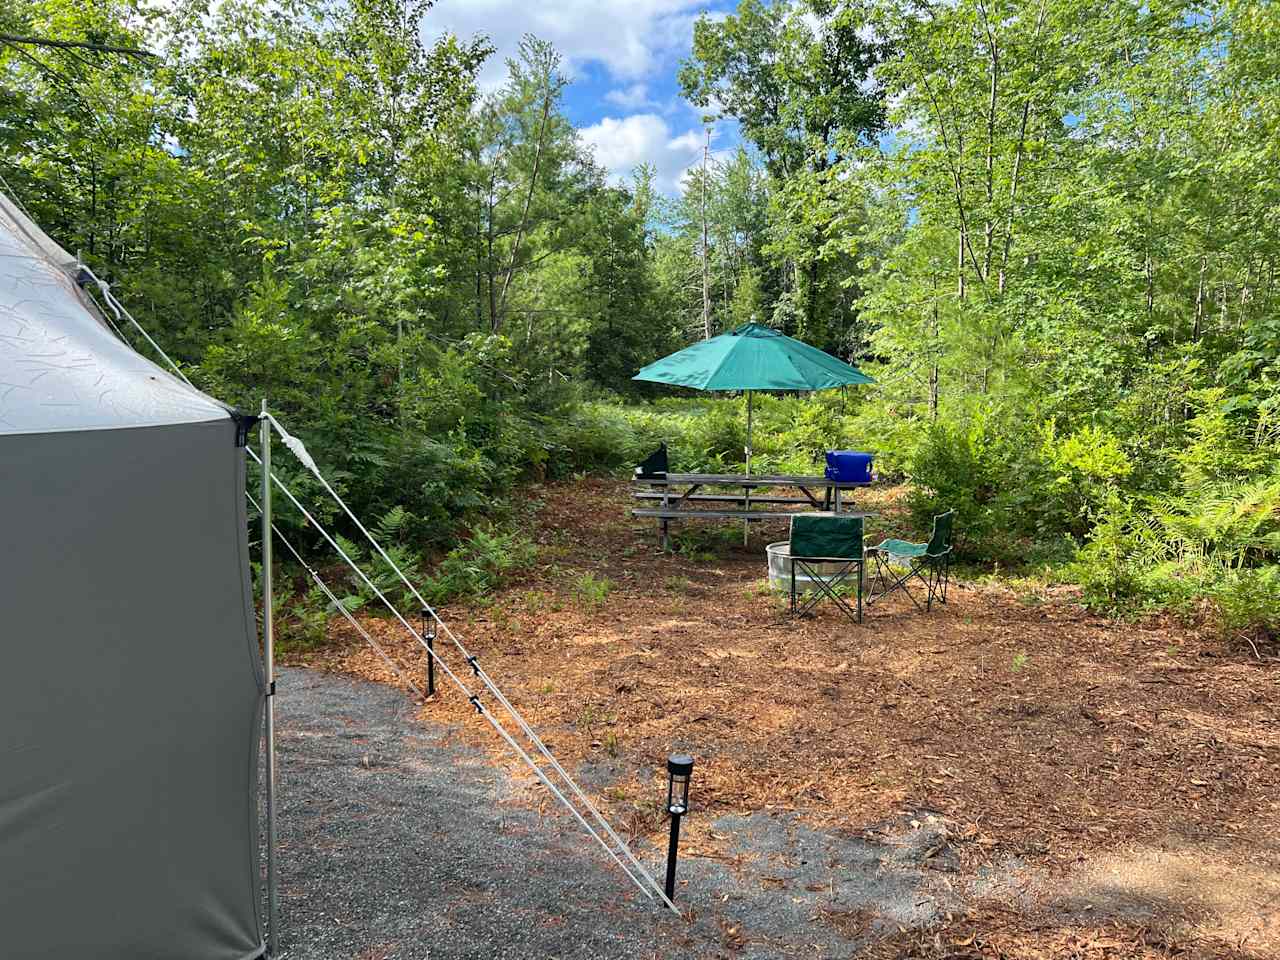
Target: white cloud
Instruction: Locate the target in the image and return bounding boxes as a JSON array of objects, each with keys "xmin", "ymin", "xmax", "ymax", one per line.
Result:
[
  {"xmin": 578, "ymin": 113, "xmax": 712, "ymax": 194},
  {"xmin": 604, "ymin": 83, "xmax": 656, "ymax": 110},
  {"xmin": 424, "ymin": 0, "xmax": 707, "ymax": 90},
  {"xmin": 667, "ymin": 128, "xmax": 705, "ymax": 153}
]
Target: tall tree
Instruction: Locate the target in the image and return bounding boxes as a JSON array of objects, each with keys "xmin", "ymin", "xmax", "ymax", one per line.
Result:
[
  {"xmin": 679, "ymin": 0, "xmax": 887, "ymax": 345},
  {"xmin": 472, "ymin": 36, "xmax": 592, "ymax": 334}
]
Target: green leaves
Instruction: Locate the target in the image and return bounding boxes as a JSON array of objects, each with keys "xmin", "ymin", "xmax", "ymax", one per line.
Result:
[{"xmin": 678, "ymin": 0, "xmax": 888, "ymax": 349}]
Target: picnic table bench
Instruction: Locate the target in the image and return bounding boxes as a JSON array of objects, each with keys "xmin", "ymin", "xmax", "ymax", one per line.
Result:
[{"xmin": 632, "ymin": 471, "xmax": 873, "ymax": 549}]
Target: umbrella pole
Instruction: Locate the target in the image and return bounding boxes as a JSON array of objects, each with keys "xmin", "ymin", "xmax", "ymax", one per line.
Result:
[{"xmin": 743, "ymin": 390, "xmax": 752, "ymax": 547}]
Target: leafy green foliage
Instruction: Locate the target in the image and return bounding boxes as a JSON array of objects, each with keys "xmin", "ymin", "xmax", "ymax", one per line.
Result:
[
  {"xmin": 905, "ymin": 413, "xmax": 1022, "ymax": 560},
  {"xmin": 672, "ymin": 525, "xmax": 741, "ymax": 563},
  {"xmin": 5, "ymin": 0, "xmax": 1279, "ymax": 645},
  {"xmin": 679, "ymin": 0, "xmax": 887, "ymax": 349},
  {"xmin": 572, "ymin": 573, "xmax": 613, "ymax": 607},
  {"xmin": 425, "ymin": 527, "xmax": 538, "ymax": 605},
  {"xmin": 1072, "ymin": 392, "xmax": 1280, "ymax": 644},
  {"xmin": 548, "ymin": 392, "xmax": 875, "ymax": 478},
  {"xmin": 275, "ymin": 586, "xmax": 332, "ymax": 653},
  {"xmin": 905, "ymin": 409, "xmax": 1137, "ymax": 561},
  {"xmin": 1, "ymin": 0, "xmax": 673, "ymax": 555},
  {"xmin": 330, "ymin": 508, "xmax": 536, "ymax": 612}
]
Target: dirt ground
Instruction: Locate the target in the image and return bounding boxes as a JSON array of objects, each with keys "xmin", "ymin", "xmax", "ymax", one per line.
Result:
[{"xmin": 287, "ymin": 477, "xmax": 1280, "ymax": 959}]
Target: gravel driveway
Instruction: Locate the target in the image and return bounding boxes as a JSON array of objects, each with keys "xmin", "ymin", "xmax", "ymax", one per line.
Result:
[{"xmin": 271, "ymin": 667, "xmax": 951, "ymax": 959}]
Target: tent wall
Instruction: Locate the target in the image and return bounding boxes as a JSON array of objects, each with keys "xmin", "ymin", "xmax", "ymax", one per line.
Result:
[{"xmin": 0, "ymin": 418, "xmax": 265, "ymax": 960}]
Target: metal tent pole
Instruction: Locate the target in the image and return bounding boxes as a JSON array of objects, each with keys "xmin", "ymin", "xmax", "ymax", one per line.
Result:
[{"xmin": 261, "ymin": 400, "xmax": 279, "ymax": 957}]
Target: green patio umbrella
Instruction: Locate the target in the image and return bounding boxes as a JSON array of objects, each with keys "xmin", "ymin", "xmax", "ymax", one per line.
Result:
[{"xmin": 634, "ymin": 322, "xmax": 874, "ymax": 540}]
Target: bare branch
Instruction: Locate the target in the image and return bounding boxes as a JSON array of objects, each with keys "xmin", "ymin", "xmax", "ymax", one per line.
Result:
[{"xmin": 0, "ymin": 34, "xmax": 157, "ymax": 59}]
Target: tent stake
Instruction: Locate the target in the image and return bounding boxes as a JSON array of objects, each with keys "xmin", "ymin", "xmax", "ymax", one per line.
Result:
[{"xmin": 261, "ymin": 400, "xmax": 279, "ymax": 957}]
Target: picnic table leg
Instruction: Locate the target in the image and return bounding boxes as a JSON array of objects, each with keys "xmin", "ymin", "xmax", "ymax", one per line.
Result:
[{"xmin": 662, "ymin": 482, "xmax": 671, "ymax": 552}]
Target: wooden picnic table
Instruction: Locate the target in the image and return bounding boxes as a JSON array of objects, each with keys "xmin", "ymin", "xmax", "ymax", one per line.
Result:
[{"xmin": 632, "ymin": 471, "xmax": 874, "ymax": 549}]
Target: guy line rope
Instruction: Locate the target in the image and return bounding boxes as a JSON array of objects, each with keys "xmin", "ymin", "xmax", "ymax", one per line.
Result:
[
  {"xmin": 244, "ymin": 488, "xmax": 426, "ymax": 701},
  {"xmin": 79, "ymin": 266, "xmax": 682, "ymax": 915}
]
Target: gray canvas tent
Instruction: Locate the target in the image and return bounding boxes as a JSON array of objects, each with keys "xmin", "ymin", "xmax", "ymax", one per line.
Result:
[{"xmin": 0, "ymin": 193, "xmax": 266, "ymax": 959}]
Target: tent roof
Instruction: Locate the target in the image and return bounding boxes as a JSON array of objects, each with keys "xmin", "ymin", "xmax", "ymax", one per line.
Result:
[{"xmin": 0, "ymin": 192, "xmax": 230, "ymax": 437}]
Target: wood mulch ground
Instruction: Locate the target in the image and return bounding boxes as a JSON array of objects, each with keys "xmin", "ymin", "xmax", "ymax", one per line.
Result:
[{"xmin": 286, "ymin": 477, "xmax": 1280, "ymax": 959}]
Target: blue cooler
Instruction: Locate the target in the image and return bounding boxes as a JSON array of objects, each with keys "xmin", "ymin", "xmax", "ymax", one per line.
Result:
[{"xmin": 825, "ymin": 450, "xmax": 873, "ymax": 483}]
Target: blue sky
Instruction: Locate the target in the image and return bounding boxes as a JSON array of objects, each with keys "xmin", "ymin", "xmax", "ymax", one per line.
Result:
[{"xmin": 422, "ymin": 1, "xmax": 742, "ymax": 195}]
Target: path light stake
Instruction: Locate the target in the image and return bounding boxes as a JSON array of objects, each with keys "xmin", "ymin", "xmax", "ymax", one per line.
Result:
[
  {"xmin": 664, "ymin": 754, "xmax": 694, "ymax": 902},
  {"xmin": 422, "ymin": 608, "xmax": 435, "ymax": 697}
]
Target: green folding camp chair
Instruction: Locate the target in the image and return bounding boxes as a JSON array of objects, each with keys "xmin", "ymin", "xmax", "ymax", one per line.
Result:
[
  {"xmin": 788, "ymin": 513, "xmax": 865, "ymax": 624},
  {"xmin": 867, "ymin": 510, "xmax": 954, "ymax": 611}
]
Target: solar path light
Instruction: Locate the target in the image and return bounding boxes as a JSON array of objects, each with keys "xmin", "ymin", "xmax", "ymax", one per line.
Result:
[
  {"xmin": 421, "ymin": 608, "xmax": 436, "ymax": 696},
  {"xmin": 664, "ymin": 753, "xmax": 694, "ymax": 901}
]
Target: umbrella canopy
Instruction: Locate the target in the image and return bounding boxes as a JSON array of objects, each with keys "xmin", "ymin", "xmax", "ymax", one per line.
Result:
[{"xmin": 633, "ymin": 322, "xmax": 873, "ymax": 391}]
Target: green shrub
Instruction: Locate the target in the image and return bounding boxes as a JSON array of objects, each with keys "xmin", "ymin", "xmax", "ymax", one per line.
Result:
[
  {"xmin": 330, "ymin": 507, "xmax": 536, "ymax": 609},
  {"xmin": 424, "ymin": 525, "xmax": 538, "ymax": 604},
  {"xmin": 843, "ymin": 404, "xmax": 923, "ymax": 479},
  {"xmin": 543, "ymin": 392, "xmax": 882, "ymax": 479},
  {"xmin": 1070, "ymin": 496, "xmax": 1164, "ymax": 607},
  {"xmin": 1174, "ymin": 388, "xmax": 1277, "ymax": 492},
  {"xmin": 275, "ymin": 586, "xmax": 331, "ymax": 651},
  {"xmin": 1209, "ymin": 567, "xmax": 1280, "ymax": 641},
  {"xmin": 1023, "ymin": 422, "xmax": 1133, "ymax": 540},
  {"xmin": 672, "ymin": 524, "xmax": 740, "ymax": 561},
  {"xmin": 573, "ymin": 572, "xmax": 613, "ymax": 606},
  {"xmin": 542, "ymin": 403, "xmax": 649, "ymax": 476},
  {"xmin": 1074, "ymin": 473, "xmax": 1280, "ymax": 643},
  {"xmin": 333, "ymin": 506, "xmax": 427, "ymax": 610},
  {"xmin": 904, "ymin": 409, "xmax": 1024, "ymax": 560},
  {"xmin": 907, "ymin": 407, "xmax": 1135, "ymax": 561}
]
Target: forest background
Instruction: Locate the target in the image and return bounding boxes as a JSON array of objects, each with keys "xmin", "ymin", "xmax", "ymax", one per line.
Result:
[{"xmin": 3, "ymin": 0, "xmax": 1277, "ymax": 642}]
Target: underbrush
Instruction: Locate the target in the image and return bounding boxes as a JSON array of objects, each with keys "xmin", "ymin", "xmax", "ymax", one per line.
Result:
[
  {"xmin": 273, "ymin": 508, "xmax": 537, "ymax": 649},
  {"xmin": 904, "ymin": 408, "xmax": 1132, "ymax": 564},
  {"xmin": 543, "ymin": 392, "xmax": 875, "ymax": 478},
  {"xmin": 672, "ymin": 525, "xmax": 742, "ymax": 561},
  {"xmin": 1072, "ymin": 479, "xmax": 1280, "ymax": 649},
  {"xmin": 1069, "ymin": 392, "xmax": 1280, "ymax": 648},
  {"xmin": 572, "ymin": 572, "xmax": 614, "ymax": 606}
]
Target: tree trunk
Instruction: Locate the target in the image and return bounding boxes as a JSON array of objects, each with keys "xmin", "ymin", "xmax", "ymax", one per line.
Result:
[
  {"xmin": 981, "ymin": 22, "xmax": 998, "ymax": 280},
  {"xmin": 806, "ymin": 257, "xmax": 819, "ymax": 339},
  {"xmin": 701, "ymin": 128, "xmax": 712, "ymax": 340},
  {"xmin": 495, "ymin": 87, "xmax": 554, "ymax": 330},
  {"xmin": 1193, "ymin": 254, "xmax": 1207, "ymax": 340},
  {"xmin": 918, "ymin": 70, "xmax": 984, "ymax": 281},
  {"xmin": 930, "ymin": 276, "xmax": 940, "ymax": 421}
]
